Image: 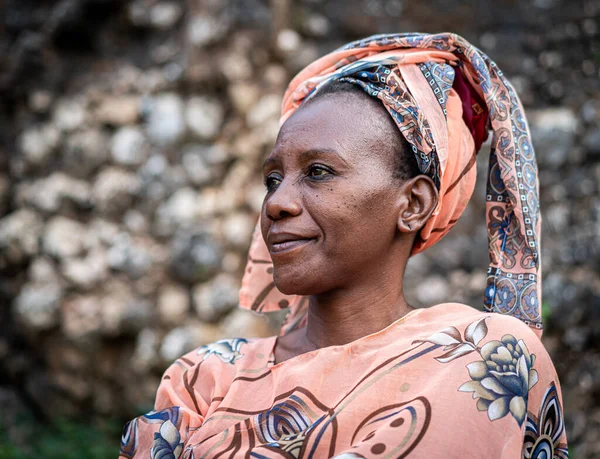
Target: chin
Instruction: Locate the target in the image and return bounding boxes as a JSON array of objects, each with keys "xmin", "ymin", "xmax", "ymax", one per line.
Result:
[{"xmin": 272, "ymin": 265, "xmax": 325, "ymax": 296}]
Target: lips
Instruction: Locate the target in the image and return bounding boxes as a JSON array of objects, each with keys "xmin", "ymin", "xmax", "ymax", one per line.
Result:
[{"xmin": 267, "ymin": 232, "xmax": 317, "ymax": 255}]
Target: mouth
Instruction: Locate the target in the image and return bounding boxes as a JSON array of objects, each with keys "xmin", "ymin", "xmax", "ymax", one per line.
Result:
[{"xmin": 268, "ymin": 237, "xmax": 316, "ymax": 255}]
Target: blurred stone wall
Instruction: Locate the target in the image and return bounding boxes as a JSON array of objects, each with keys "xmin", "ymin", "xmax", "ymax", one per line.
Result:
[{"xmin": 0, "ymin": 0, "xmax": 598, "ymax": 456}]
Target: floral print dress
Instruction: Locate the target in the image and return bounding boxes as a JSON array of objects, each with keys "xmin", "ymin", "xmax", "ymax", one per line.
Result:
[{"xmin": 119, "ymin": 303, "xmax": 568, "ymax": 458}]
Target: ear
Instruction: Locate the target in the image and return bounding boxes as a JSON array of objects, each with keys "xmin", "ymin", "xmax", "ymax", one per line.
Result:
[{"xmin": 396, "ymin": 175, "xmax": 439, "ymax": 234}]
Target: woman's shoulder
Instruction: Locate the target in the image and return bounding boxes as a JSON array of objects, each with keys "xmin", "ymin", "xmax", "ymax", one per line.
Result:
[{"xmin": 423, "ymin": 302, "xmax": 543, "ymax": 341}]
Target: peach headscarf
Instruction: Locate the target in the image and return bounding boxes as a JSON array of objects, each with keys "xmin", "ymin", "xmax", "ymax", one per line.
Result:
[{"xmin": 239, "ymin": 33, "xmax": 543, "ymax": 338}]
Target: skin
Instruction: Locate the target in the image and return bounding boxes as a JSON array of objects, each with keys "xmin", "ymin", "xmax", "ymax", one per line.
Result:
[{"xmin": 261, "ymin": 92, "xmax": 439, "ymax": 364}]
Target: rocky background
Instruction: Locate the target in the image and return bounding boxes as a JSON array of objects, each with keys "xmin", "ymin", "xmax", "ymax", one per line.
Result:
[{"xmin": 0, "ymin": 0, "xmax": 598, "ymax": 457}]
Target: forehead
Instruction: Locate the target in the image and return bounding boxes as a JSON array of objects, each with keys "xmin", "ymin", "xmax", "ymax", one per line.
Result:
[{"xmin": 272, "ymin": 93, "xmax": 392, "ymax": 160}]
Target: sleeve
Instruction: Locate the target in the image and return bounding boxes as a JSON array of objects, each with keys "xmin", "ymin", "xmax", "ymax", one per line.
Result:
[
  {"xmin": 119, "ymin": 348, "xmax": 210, "ymax": 459},
  {"xmin": 519, "ymin": 334, "xmax": 569, "ymax": 459}
]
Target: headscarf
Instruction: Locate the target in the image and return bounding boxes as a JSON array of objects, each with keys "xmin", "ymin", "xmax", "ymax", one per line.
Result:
[{"xmin": 238, "ymin": 33, "xmax": 543, "ymax": 338}]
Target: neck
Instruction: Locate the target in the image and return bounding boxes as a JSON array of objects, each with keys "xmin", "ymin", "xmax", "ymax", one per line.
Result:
[{"xmin": 302, "ymin": 287, "xmax": 413, "ymax": 350}]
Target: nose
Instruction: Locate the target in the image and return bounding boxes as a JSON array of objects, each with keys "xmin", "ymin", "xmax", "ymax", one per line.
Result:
[{"xmin": 264, "ymin": 179, "xmax": 302, "ymax": 221}]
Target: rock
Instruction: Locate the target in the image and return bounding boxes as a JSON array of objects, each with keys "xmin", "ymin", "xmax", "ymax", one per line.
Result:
[
  {"xmin": 228, "ymin": 83, "xmax": 261, "ymax": 115},
  {"xmin": 149, "ymin": 1, "xmax": 182, "ymax": 29},
  {"xmin": 14, "ymin": 283, "xmax": 63, "ymax": 331},
  {"xmin": 583, "ymin": 128, "xmax": 600, "ymax": 156},
  {"xmin": 42, "ymin": 216, "xmax": 88, "ymax": 259},
  {"xmin": 123, "ymin": 209, "xmax": 149, "ymax": 234},
  {"xmin": 145, "ymin": 93, "xmax": 185, "ymax": 146},
  {"xmin": 181, "ymin": 148, "xmax": 212, "ymax": 187},
  {"xmin": 219, "ymin": 309, "xmax": 272, "ymax": 339},
  {"xmin": 221, "ymin": 212, "xmax": 255, "ymax": 248},
  {"xmin": 247, "ymin": 94, "xmax": 282, "ymax": 128},
  {"xmin": 61, "ymin": 295, "xmax": 102, "ymax": 340},
  {"xmin": 132, "ymin": 328, "xmax": 160, "ymax": 371},
  {"xmin": 154, "ymin": 187, "xmax": 202, "ymax": 236},
  {"xmin": 18, "ymin": 172, "xmax": 93, "ymax": 213},
  {"xmin": 0, "ymin": 209, "xmax": 44, "ymax": 263},
  {"xmin": 28, "ymin": 257, "xmax": 61, "ymax": 284},
  {"xmin": 107, "ymin": 233, "xmax": 155, "ymax": 279},
  {"xmin": 158, "ymin": 284, "xmax": 190, "ymax": 325},
  {"xmin": 18, "ymin": 124, "xmax": 60, "ymax": 168},
  {"xmin": 529, "ymin": 108, "xmax": 578, "ymax": 168},
  {"xmin": 185, "ymin": 96, "xmax": 225, "ymax": 140},
  {"xmin": 28, "ymin": 90, "xmax": 53, "ymax": 113},
  {"xmin": 96, "ymin": 96, "xmax": 140, "ymax": 125},
  {"xmin": 159, "ymin": 322, "xmax": 221, "ymax": 363},
  {"xmin": 170, "ymin": 229, "xmax": 222, "ymax": 284},
  {"xmin": 93, "ymin": 167, "xmax": 141, "ymax": 216},
  {"xmin": 192, "ymin": 273, "xmax": 240, "ymax": 322},
  {"xmin": 62, "ymin": 248, "xmax": 109, "ymax": 289},
  {"xmin": 187, "ymin": 14, "xmax": 231, "ymax": 48},
  {"xmin": 63, "ymin": 128, "xmax": 110, "ymax": 177},
  {"xmin": 111, "ymin": 126, "xmax": 150, "ymax": 167},
  {"xmin": 52, "ymin": 97, "xmax": 86, "ymax": 131},
  {"xmin": 416, "ymin": 275, "xmax": 450, "ymax": 305},
  {"xmin": 100, "ymin": 282, "xmax": 153, "ymax": 336},
  {"xmin": 276, "ymin": 29, "xmax": 302, "ymax": 54}
]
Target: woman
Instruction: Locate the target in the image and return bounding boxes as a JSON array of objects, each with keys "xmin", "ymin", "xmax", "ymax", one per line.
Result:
[{"xmin": 120, "ymin": 33, "xmax": 568, "ymax": 458}]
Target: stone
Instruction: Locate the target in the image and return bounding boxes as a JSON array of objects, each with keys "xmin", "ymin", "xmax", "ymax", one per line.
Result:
[
  {"xmin": 529, "ymin": 108, "xmax": 578, "ymax": 168},
  {"xmin": 123, "ymin": 209, "xmax": 149, "ymax": 234},
  {"xmin": 96, "ymin": 96, "xmax": 140, "ymax": 125},
  {"xmin": 14, "ymin": 283, "xmax": 63, "ymax": 331},
  {"xmin": 170, "ymin": 229, "xmax": 222, "ymax": 284},
  {"xmin": 42, "ymin": 216, "xmax": 88, "ymax": 259},
  {"xmin": 150, "ymin": 1, "xmax": 182, "ymax": 29},
  {"xmin": 62, "ymin": 248, "xmax": 109, "ymax": 289},
  {"xmin": 132, "ymin": 328, "xmax": 160, "ymax": 371},
  {"xmin": 28, "ymin": 257, "xmax": 61, "ymax": 284},
  {"xmin": 29, "ymin": 90, "xmax": 53, "ymax": 113},
  {"xmin": 185, "ymin": 96, "xmax": 225, "ymax": 140},
  {"xmin": 18, "ymin": 172, "xmax": 93, "ymax": 213},
  {"xmin": 228, "ymin": 83, "xmax": 260, "ymax": 116},
  {"xmin": 221, "ymin": 212, "xmax": 255, "ymax": 248},
  {"xmin": 247, "ymin": 94, "xmax": 282, "ymax": 128},
  {"xmin": 187, "ymin": 14, "xmax": 230, "ymax": 48},
  {"xmin": 154, "ymin": 187, "xmax": 202, "ymax": 236},
  {"xmin": 18, "ymin": 124, "xmax": 60, "ymax": 167},
  {"xmin": 181, "ymin": 148, "xmax": 212, "ymax": 187},
  {"xmin": 93, "ymin": 167, "xmax": 141, "ymax": 215},
  {"xmin": 583, "ymin": 128, "xmax": 600, "ymax": 156},
  {"xmin": 219, "ymin": 309, "xmax": 272, "ymax": 339},
  {"xmin": 145, "ymin": 93, "xmax": 185, "ymax": 145},
  {"xmin": 276, "ymin": 29, "xmax": 301, "ymax": 54},
  {"xmin": 192, "ymin": 273, "xmax": 240, "ymax": 322},
  {"xmin": 111, "ymin": 126, "xmax": 150, "ymax": 167},
  {"xmin": 52, "ymin": 97, "xmax": 86, "ymax": 131},
  {"xmin": 416, "ymin": 275, "xmax": 450, "ymax": 305},
  {"xmin": 107, "ymin": 233, "xmax": 154, "ymax": 279},
  {"xmin": 63, "ymin": 128, "xmax": 110, "ymax": 177},
  {"xmin": 159, "ymin": 322, "xmax": 221, "ymax": 363},
  {"xmin": 62, "ymin": 294, "xmax": 102, "ymax": 340},
  {"xmin": 0, "ymin": 209, "xmax": 44, "ymax": 263},
  {"xmin": 158, "ymin": 284, "xmax": 190, "ymax": 325}
]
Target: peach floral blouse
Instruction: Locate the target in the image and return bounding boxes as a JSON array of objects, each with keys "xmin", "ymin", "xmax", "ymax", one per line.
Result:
[{"xmin": 119, "ymin": 303, "xmax": 567, "ymax": 458}]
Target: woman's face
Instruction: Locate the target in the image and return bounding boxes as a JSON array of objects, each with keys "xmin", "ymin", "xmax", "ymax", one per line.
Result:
[{"xmin": 261, "ymin": 93, "xmax": 408, "ymax": 295}]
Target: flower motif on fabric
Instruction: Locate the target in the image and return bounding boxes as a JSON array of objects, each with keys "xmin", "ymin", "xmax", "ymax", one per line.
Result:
[
  {"xmin": 523, "ymin": 383, "xmax": 569, "ymax": 459},
  {"xmin": 196, "ymin": 338, "xmax": 248, "ymax": 364},
  {"xmin": 151, "ymin": 419, "xmax": 183, "ymax": 459},
  {"xmin": 413, "ymin": 317, "xmax": 538, "ymax": 426}
]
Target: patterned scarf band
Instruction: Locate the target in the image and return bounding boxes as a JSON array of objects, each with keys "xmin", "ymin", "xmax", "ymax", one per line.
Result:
[{"xmin": 239, "ymin": 32, "xmax": 543, "ymax": 338}]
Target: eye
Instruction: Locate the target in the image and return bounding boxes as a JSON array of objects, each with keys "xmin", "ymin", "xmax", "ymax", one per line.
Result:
[
  {"xmin": 264, "ymin": 173, "xmax": 282, "ymax": 192},
  {"xmin": 307, "ymin": 164, "xmax": 333, "ymax": 179}
]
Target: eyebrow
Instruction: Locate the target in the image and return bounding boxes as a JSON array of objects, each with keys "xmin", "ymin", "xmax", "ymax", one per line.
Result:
[{"xmin": 262, "ymin": 148, "xmax": 348, "ymax": 170}]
